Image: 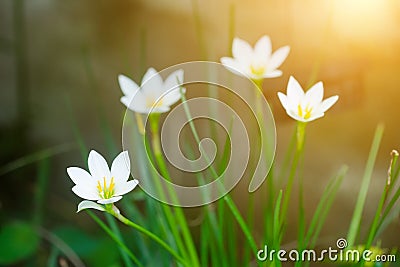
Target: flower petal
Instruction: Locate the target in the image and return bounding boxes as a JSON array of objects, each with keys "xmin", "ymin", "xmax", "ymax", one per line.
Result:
[
  {"xmin": 232, "ymin": 37, "xmax": 253, "ymax": 64},
  {"xmin": 114, "ymin": 179, "xmax": 139, "ymax": 196},
  {"xmin": 97, "ymin": 196, "xmax": 122, "ymax": 204},
  {"xmin": 67, "ymin": 167, "xmax": 93, "ymax": 185},
  {"xmin": 267, "ymin": 45, "xmax": 290, "ymax": 71},
  {"xmin": 164, "ymin": 69, "xmax": 184, "ymax": 92},
  {"xmin": 124, "ymin": 91, "xmax": 149, "ymax": 113},
  {"xmin": 118, "ymin": 74, "xmax": 139, "ymax": 97},
  {"xmin": 141, "ymin": 67, "xmax": 164, "ymax": 98},
  {"xmin": 277, "ymin": 92, "xmax": 288, "ymax": 110},
  {"xmin": 88, "ymin": 150, "xmax": 111, "ymax": 180},
  {"xmin": 220, "ymin": 57, "xmax": 247, "ymax": 77},
  {"xmin": 111, "ymin": 151, "xmax": 130, "ymax": 183},
  {"xmin": 121, "ymin": 96, "xmax": 132, "ymax": 109},
  {"xmin": 320, "ymin": 95, "xmax": 339, "ymax": 113},
  {"xmin": 306, "ymin": 112, "xmax": 325, "ymax": 122},
  {"xmin": 305, "ymin": 81, "xmax": 324, "ymax": 106},
  {"xmin": 263, "ymin": 70, "xmax": 283, "ymax": 78},
  {"xmin": 287, "ymin": 109, "xmax": 303, "ymax": 122},
  {"xmin": 161, "ymin": 87, "xmax": 184, "ymax": 107},
  {"xmin": 72, "ymin": 184, "xmax": 100, "ymax": 201},
  {"xmin": 148, "ymin": 106, "xmax": 171, "ymax": 114},
  {"xmin": 287, "ymin": 76, "xmax": 304, "ymax": 104},
  {"xmin": 254, "ymin": 35, "xmax": 272, "ymax": 63},
  {"xmin": 141, "ymin": 67, "xmax": 158, "ymax": 85},
  {"xmin": 77, "ymin": 200, "xmax": 105, "ymax": 213}
]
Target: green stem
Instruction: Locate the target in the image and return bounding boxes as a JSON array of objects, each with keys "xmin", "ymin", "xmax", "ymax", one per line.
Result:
[
  {"xmin": 109, "ymin": 208, "xmax": 189, "ymax": 266},
  {"xmin": 280, "ymin": 122, "xmax": 306, "ymax": 236},
  {"xmin": 368, "ymin": 150, "xmax": 398, "ymax": 245},
  {"xmin": 347, "ymin": 124, "xmax": 384, "ymax": 248},
  {"xmin": 376, "ymin": 151, "xmax": 400, "ymax": 235},
  {"xmin": 148, "ymin": 114, "xmax": 200, "ymax": 267},
  {"xmin": 243, "ymin": 78, "xmax": 263, "ymax": 265},
  {"xmin": 105, "ymin": 213, "xmax": 134, "ymax": 267},
  {"xmin": 144, "ymin": 113, "xmax": 188, "ymax": 259},
  {"xmin": 33, "ymin": 158, "xmax": 50, "ymax": 226},
  {"xmin": 296, "ymin": 122, "xmax": 306, "ymax": 151},
  {"xmin": 179, "ymin": 89, "xmax": 260, "ymax": 260},
  {"xmin": 87, "ymin": 211, "xmax": 143, "ymax": 267}
]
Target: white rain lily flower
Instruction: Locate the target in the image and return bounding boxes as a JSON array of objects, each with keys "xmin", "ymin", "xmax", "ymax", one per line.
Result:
[
  {"xmin": 119, "ymin": 67, "xmax": 185, "ymax": 114},
  {"xmin": 221, "ymin": 35, "xmax": 290, "ymax": 80},
  {"xmin": 277, "ymin": 76, "xmax": 339, "ymax": 123},
  {"xmin": 67, "ymin": 150, "xmax": 139, "ymax": 212}
]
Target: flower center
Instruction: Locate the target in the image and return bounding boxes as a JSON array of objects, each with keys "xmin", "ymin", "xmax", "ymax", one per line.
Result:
[
  {"xmin": 298, "ymin": 104, "xmax": 313, "ymax": 120},
  {"xmin": 97, "ymin": 177, "xmax": 115, "ymax": 199},
  {"xmin": 250, "ymin": 65, "xmax": 266, "ymax": 77},
  {"xmin": 146, "ymin": 95, "xmax": 163, "ymax": 108}
]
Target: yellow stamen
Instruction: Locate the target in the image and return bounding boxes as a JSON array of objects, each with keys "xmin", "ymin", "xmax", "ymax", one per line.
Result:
[
  {"xmin": 109, "ymin": 177, "xmax": 115, "ymax": 194},
  {"xmin": 298, "ymin": 104, "xmax": 313, "ymax": 120},
  {"xmin": 146, "ymin": 95, "xmax": 163, "ymax": 108},
  {"xmin": 97, "ymin": 176, "xmax": 116, "ymax": 199},
  {"xmin": 304, "ymin": 106, "xmax": 313, "ymax": 120},
  {"xmin": 97, "ymin": 181, "xmax": 102, "ymax": 192},
  {"xmin": 250, "ymin": 65, "xmax": 266, "ymax": 77},
  {"xmin": 298, "ymin": 104, "xmax": 303, "ymax": 118}
]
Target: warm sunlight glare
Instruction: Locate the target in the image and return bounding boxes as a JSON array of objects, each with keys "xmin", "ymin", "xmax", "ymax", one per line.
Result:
[{"xmin": 332, "ymin": 0, "xmax": 391, "ymax": 42}]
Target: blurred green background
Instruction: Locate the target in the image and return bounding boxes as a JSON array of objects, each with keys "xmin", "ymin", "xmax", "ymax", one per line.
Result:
[{"xmin": 0, "ymin": 0, "xmax": 399, "ymax": 265}]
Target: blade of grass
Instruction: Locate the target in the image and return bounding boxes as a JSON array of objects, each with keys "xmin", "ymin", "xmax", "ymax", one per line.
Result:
[
  {"xmin": 243, "ymin": 193, "xmax": 255, "ymax": 266},
  {"xmin": 109, "ymin": 209, "xmax": 188, "ymax": 266},
  {"xmin": 278, "ymin": 125, "xmax": 296, "ymax": 182},
  {"xmin": 244, "ymin": 80, "xmax": 261, "ymax": 265},
  {"xmin": 38, "ymin": 227, "xmax": 85, "ymax": 267},
  {"xmin": 297, "ymin": 180, "xmax": 306, "ymax": 249},
  {"xmin": 184, "ymin": 142, "xmax": 227, "ymax": 267},
  {"xmin": 46, "ymin": 246, "xmax": 59, "ymax": 267},
  {"xmin": 384, "ymin": 150, "xmax": 399, "ymax": 202},
  {"xmin": 87, "ymin": 211, "xmax": 143, "ymax": 267},
  {"xmin": 33, "ymin": 158, "xmax": 50, "ymax": 226},
  {"xmin": 347, "ymin": 124, "xmax": 384, "ymax": 247},
  {"xmin": 191, "ymin": 0, "xmax": 207, "ymax": 60},
  {"xmin": 280, "ymin": 122, "xmax": 306, "ymax": 240},
  {"xmin": 105, "ymin": 213, "xmax": 135, "ymax": 267},
  {"xmin": 377, "ymin": 184, "xmax": 400, "ymax": 236},
  {"xmin": 272, "ymin": 190, "xmax": 283, "ymax": 267},
  {"xmin": 64, "ymin": 95, "xmax": 88, "ymax": 159},
  {"xmin": 309, "ymin": 166, "xmax": 347, "ymax": 248},
  {"xmin": 200, "ymin": 217, "xmax": 210, "ymax": 267},
  {"xmin": 0, "ymin": 143, "xmax": 74, "ymax": 176},
  {"xmin": 226, "ymin": 209, "xmax": 238, "ymax": 267},
  {"xmin": 179, "ymin": 89, "xmax": 260, "ymax": 260},
  {"xmin": 263, "ymin": 167, "xmax": 275, "ymax": 250},
  {"xmin": 82, "ymin": 49, "xmax": 117, "ymax": 156},
  {"xmin": 365, "ymin": 151, "xmax": 399, "ymax": 249}
]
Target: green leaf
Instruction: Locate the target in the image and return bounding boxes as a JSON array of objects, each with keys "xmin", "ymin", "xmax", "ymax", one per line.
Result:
[
  {"xmin": 0, "ymin": 221, "xmax": 39, "ymax": 265},
  {"xmin": 53, "ymin": 225, "xmax": 120, "ymax": 267}
]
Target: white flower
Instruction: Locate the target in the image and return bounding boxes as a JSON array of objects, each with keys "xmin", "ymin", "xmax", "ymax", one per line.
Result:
[
  {"xmin": 277, "ymin": 76, "xmax": 339, "ymax": 123},
  {"xmin": 119, "ymin": 67, "xmax": 185, "ymax": 114},
  {"xmin": 67, "ymin": 150, "xmax": 139, "ymax": 212},
  {"xmin": 221, "ymin": 35, "xmax": 290, "ymax": 80}
]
